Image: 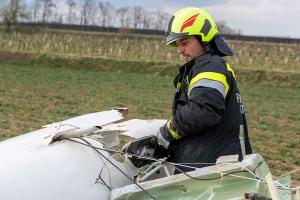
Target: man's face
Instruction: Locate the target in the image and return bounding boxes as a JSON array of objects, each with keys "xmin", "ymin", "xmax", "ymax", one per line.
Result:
[{"xmin": 175, "ymin": 36, "xmax": 204, "ymax": 62}]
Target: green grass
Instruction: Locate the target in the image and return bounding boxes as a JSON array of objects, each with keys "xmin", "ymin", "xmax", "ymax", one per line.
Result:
[
  {"xmin": 0, "ymin": 62, "xmax": 174, "ymax": 138},
  {"xmin": 0, "ymin": 59, "xmax": 299, "ymax": 183},
  {"xmin": 2, "ymin": 51, "xmax": 300, "ymax": 87}
]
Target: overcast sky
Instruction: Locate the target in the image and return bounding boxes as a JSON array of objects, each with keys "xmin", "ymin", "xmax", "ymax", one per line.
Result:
[
  {"xmin": 21, "ymin": 0, "xmax": 300, "ymax": 38},
  {"xmin": 107, "ymin": 0, "xmax": 300, "ymax": 38}
]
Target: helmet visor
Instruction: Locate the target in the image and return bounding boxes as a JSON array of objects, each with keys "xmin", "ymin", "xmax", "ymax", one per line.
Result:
[{"xmin": 165, "ymin": 32, "xmax": 189, "ymax": 46}]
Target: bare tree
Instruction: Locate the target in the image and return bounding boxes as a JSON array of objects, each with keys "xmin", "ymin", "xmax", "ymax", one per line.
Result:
[
  {"xmin": 132, "ymin": 6, "xmax": 143, "ymax": 29},
  {"xmin": 153, "ymin": 10, "xmax": 170, "ymax": 30},
  {"xmin": 142, "ymin": 11, "xmax": 151, "ymax": 29},
  {"xmin": 116, "ymin": 7, "xmax": 129, "ymax": 28},
  {"xmin": 0, "ymin": 2, "xmax": 177, "ymax": 31},
  {"xmin": 0, "ymin": 0, "xmax": 29, "ymax": 30},
  {"xmin": 66, "ymin": 0, "xmax": 76, "ymax": 24},
  {"xmin": 216, "ymin": 21, "xmax": 241, "ymax": 35},
  {"xmin": 31, "ymin": 0, "xmax": 41, "ymax": 22},
  {"xmin": 98, "ymin": 1, "xmax": 114, "ymax": 27},
  {"xmin": 41, "ymin": 0, "xmax": 56, "ymax": 23},
  {"xmin": 80, "ymin": 0, "xmax": 96, "ymax": 25},
  {"xmin": 58, "ymin": 14, "xmax": 63, "ymax": 24},
  {"xmin": 52, "ymin": 12, "xmax": 63, "ymax": 24}
]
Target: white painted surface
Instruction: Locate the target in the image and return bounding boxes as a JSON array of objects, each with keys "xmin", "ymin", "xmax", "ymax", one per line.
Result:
[
  {"xmin": 0, "ymin": 110, "xmax": 139, "ymax": 200},
  {"xmin": 102, "ymin": 119, "xmax": 166, "ymax": 138}
]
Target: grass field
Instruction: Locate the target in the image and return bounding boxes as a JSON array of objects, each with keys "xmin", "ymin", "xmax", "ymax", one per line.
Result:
[{"xmin": 0, "ymin": 56, "xmax": 299, "ymax": 183}]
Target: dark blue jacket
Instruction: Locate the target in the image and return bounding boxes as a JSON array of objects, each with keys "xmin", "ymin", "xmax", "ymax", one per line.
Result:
[{"xmin": 167, "ymin": 53, "xmax": 252, "ymax": 171}]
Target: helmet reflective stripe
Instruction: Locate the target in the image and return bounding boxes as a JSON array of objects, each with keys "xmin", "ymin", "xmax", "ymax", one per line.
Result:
[{"xmin": 165, "ymin": 7, "xmax": 218, "ymax": 46}]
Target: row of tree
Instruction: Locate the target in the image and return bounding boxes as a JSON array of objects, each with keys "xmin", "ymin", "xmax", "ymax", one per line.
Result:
[
  {"xmin": 0, "ymin": 0, "xmax": 171, "ymax": 30},
  {"xmin": 0, "ymin": 0, "xmax": 241, "ymax": 34}
]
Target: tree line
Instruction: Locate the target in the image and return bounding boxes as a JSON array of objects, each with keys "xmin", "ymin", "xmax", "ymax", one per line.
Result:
[{"xmin": 0, "ymin": 0, "xmax": 241, "ymax": 34}]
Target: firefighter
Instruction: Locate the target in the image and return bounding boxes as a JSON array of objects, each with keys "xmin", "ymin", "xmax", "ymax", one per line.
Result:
[{"xmin": 156, "ymin": 7, "xmax": 252, "ymax": 172}]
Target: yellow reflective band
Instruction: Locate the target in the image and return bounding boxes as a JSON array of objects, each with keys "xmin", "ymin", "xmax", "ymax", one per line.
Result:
[
  {"xmin": 188, "ymin": 72, "xmax": 229, "ymax": 95},
  {"xmin": 226, "ymin": 63, "xmax": 237, "ymax": 81},
  {"xmin": 177, "ymin": 82, "xmax": 182, "ymax": 89},
  {"xmin": 185, "ymin": 75, "xmax": 189, "ymax": 82},
  {"xmin": 167, "ymin": 119, "xmax": 181, "ymax": 140}
]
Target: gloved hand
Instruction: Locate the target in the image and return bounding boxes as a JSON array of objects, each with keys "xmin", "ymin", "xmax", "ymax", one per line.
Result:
[{"xmin": 156, "ymin": 127, "xmax": 171, "ymax": 149}]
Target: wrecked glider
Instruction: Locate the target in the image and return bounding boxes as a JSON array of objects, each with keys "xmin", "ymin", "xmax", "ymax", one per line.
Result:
[{"xmin": 0, "ymin": 109, "xmax": 299, "ymax": 200}]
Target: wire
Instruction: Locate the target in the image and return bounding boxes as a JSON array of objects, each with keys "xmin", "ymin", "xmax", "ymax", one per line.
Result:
[
  {"xmin": 75, "ymin": 138, "xmax": 257, "ymax": 183},
  {"xmin": 79, "ymin": 138, "xmax": 112, "ymax": 191},
  {"xmin": 275, "ymin": 180, "xmax": 300, "ymax": 191},
  {"xmin": 67, "ymin": 138, "xmax": 260, "ymax": 183},
  {"xmin": 176, "ymin": 162, "xmax": 216, "ymax": 165},
  {"xmin": 174, "ymin": 165, "xmax": 259, "ymax": 181},
  {"xmin": 72, "ymin": 137, "xmax": 160, "ymax": 162},
  {"xmin": 67, "ymin": 138, "xmax": 262, "ymax": 182},
  {"xmin": 67, "ymin": 138, "xmax": 156, "ymax": 200},
  {"xmin": 252, "ymin": 160, "xmax": 300, "ymax": 191},
  {"xmin": 170, "ymin": 161, "xmax": 266, "ymax": 184},
  {"xmin": 65, "ymin": 137, "xmax": 300, "ymax": 193},
  {"xmin": 95, "ymin": 168, "xmax": 112, "ymax": 190},
  {"xmin": 220, "ymin": 162, "xmax": 262, "ymax": 180},
  {"xmin": 254, "ymin": 160, "xmax": 265, "ymax": 174}
]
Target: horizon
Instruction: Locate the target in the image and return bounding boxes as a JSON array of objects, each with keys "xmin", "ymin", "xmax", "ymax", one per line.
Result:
[{"xmin": 11, "ymin": 0, "xmax": 300, "ymax": 38}]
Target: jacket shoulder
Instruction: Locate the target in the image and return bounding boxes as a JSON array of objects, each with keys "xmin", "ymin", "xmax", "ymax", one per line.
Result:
[{"xmin": 191, "ymin": 54, "xmax": 228, "ymax": 77}]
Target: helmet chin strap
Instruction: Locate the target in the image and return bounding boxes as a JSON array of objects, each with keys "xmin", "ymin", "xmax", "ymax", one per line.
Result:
[{"xmin": 203, "ymin": 43, "xmax": 212, "ymax": 53}]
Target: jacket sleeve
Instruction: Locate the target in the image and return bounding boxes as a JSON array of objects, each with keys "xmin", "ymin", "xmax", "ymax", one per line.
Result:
[
  {"xmin": 171, "ymin": 59, "xmax": 230, "ymax": 137},
  {"xmin": 173, "ymin": 86, "xmax": 225, "ymax": 136},
  {"xmin": 159, "ymin": 57, "xmax": 232, "ymax": 141},
  {"xmin": 160, "ymin": 81, "xmax": 227, "ymax": 142}
]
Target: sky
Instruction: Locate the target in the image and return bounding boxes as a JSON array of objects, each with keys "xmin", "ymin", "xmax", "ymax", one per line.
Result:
[
  {"xmin": 21, "ymin": 0, "xmax": 300, "ymax": 38},
  {"xmin": 107, "ymin": 0, "xmax": 300, "ymax": 38}
]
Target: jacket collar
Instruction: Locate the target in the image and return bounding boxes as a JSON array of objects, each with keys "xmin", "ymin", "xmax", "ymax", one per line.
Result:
[{"xmin": 178, "ymin": 53, "xmax": 211, "ymax": 74}]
